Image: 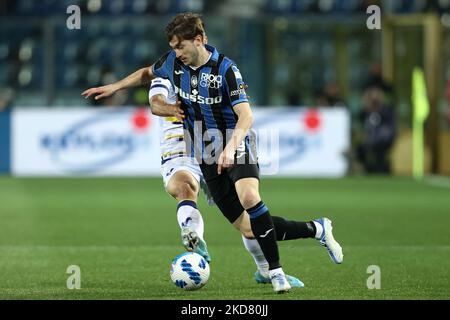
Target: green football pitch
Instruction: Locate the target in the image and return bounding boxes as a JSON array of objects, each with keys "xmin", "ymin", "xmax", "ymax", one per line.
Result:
[{"xmin": 0, "ymin": 176, "xmax": 449, "ymax": 300}]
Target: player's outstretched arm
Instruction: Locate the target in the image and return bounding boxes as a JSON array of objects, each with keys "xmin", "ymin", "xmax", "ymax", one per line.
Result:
[
  {"xmin": 81, "ymin": 66, "xmax": 155, "ymax": 100},
  {"xmin": 149, "ymin": 94, "xmax": 184, "ymax": 121}
]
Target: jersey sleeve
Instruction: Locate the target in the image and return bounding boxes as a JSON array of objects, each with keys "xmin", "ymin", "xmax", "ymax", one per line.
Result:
[
  {"xmin": 223, "ymin": 64, "xmax": 249, "ymax": 107},
  {"xmin": 151, "ymin": 51, "xmax": 172, "ymax": 78},
  {"xmin": 149, "ymin": 78, "xmax": 171, "ymax": 100}
]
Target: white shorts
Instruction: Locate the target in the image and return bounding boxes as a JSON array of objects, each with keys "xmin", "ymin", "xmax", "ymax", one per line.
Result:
[{"xmin": 161, "ymin": 156, "xmax": 203, "ymax": 188}]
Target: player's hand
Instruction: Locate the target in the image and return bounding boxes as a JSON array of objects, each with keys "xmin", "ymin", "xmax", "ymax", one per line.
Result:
[
  {"xmin": 81, "ymin": 84, "xmax": 120, "ymax": 100},
  {"xmin": 217, "ymin": 147, "xmax": 235, "ymax": 175},
  {"xmin": 170, "ymin": 101, "xmax": 185, "ymax": 121}
]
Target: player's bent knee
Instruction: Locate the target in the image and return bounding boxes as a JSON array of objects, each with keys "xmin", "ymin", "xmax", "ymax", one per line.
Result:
[
  {"xmin": 177, "ymin": 182, "xmax": 197, "ymax": 200},
  {"xmin": 166, "ymin": 171, "xmax": 199, "ymax": 200},
  {"xmin": 166, "ymin": 182, "xmax": 197, "ymax": 200},
  {"xmin": 165, "ymin": 184, "xmax": 178, "ymax": 198},
  {"xmin": 239, "ymin": 189, "xmax": 261, "ymax": 209}
]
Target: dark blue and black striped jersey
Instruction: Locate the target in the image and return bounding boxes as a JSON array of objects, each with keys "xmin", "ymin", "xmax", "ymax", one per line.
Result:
[{"xmin": 151, "ymin": 44, "xmax": 248, "ymax": 134}]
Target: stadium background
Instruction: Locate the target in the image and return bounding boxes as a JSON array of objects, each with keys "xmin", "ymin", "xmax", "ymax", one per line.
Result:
[{"xmin": 0, "ymin": 0, "xmax": 449, "ymax": 299}]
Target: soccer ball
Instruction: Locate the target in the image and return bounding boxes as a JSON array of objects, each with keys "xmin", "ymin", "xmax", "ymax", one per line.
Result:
[{"xmin": 170, "ymin": 252, "xmax": 210, "ymax": 290}]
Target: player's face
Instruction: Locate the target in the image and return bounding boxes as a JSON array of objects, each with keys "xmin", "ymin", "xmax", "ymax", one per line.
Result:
[{"xmin": 169, "ymin": 36, "xmax": 202, "ymax": 66}]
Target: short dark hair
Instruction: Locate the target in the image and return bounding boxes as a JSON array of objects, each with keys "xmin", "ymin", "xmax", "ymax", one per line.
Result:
[{"xmin": 165, "ymin": 12, "xmax": 206, "ymax": 42}]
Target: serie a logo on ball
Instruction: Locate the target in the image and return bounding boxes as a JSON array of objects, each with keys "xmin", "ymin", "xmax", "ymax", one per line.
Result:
[{"xmin": 170, "ymin": 252, "xmax": 210, "ymax": 290}]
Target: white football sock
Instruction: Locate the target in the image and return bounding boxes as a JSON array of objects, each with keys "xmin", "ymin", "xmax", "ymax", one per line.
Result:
[
  {"xmin": 177, "ymin": 202, "xmax": 204, "ymax": 240},
  {"xmin": 242, "ymin": 235, "xmax": 270, "ymax": 278},
  {"xmin": 313, "ymin": 220, "xmax": 324, "ymax": 239},
  {"xmin": 269, "ymin": 267, "xmax": 285, "ymax": 278}
]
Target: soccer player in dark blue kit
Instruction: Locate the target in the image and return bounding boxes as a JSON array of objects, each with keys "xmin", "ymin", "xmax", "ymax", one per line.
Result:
[{"xmin": 82, "ymin": 12, "xmax": 343, "ymax": 293}]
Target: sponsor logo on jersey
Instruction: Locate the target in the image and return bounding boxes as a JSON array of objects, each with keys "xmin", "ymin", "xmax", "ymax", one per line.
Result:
[
  {"xmin": 230, "ymin": 83, "xmax": 246, "ymax": 97},
  {"xmin": 174, "ymin": 85, "xmax": 222, "ymax": 105},
  {"xmin": 200, "ymin": 73, "xmax": 222, "ymax": 89}
]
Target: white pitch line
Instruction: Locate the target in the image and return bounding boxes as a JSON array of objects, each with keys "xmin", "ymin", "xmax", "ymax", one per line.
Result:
[{"xmin": 424, "ymin": 176, "xmax": 450, "ymax": 189}]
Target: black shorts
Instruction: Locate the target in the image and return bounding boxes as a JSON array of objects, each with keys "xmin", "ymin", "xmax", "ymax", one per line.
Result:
[{"xmin": 200, "ymin": 162, "xmax": 260, "ymax": 224}]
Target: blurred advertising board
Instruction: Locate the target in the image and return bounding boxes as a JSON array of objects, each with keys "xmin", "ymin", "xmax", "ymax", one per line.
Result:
[
  {"xmin": 252, "ymin": 108, "xmax": 350, "ymax": 177},
  {"xmin": 11, "ymin": 107, "xmax": 350, "ymax": 177},
  {"xmin": 0, "ymin": 112, "xmax": 11, "ymax": 173},
  {"xmin": 12, "ymin": 108, "xmax": 161, "ymax": 176}
]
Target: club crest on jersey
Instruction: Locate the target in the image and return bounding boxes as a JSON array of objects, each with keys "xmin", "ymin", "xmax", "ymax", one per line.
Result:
[
  {"xmin": 200, "ymin": 73, "xmax": 222, "ymax": 89},
  {"xmin": 191, "ymin": 75, "xmax": 198, "ymax": 88}
]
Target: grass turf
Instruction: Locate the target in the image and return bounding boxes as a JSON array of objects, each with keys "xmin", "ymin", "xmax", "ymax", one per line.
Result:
[{"xmin": 0, "ymin": 176, "xmax": 449, "ymax": 299}]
